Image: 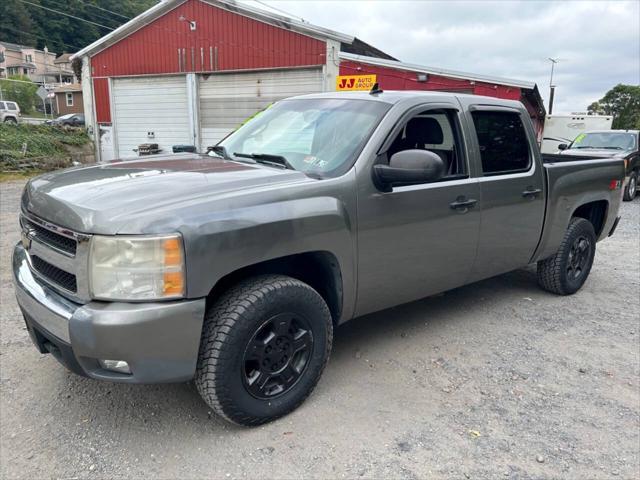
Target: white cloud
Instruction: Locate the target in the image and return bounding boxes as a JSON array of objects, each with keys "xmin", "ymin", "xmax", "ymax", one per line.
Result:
[{"xmin": 248, "ymin": 0, "xmax": 640, "ymax": 113}]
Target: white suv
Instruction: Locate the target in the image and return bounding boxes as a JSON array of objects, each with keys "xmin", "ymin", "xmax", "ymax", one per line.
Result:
[{"xmin": 0, "ymin": 101, "xmax": 21, "ymax": 123}]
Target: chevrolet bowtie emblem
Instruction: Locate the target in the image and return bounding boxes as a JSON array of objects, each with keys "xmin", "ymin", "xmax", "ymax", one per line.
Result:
[{"xmin": 21, "ymin": 227, "xmax": 35, "ymax": 250}]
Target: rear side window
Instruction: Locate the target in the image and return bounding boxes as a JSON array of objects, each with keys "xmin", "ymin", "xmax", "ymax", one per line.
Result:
[
  {"xmin": 471, "ymin": 111, "xmax": 531, "ymax": 175},
  {"xmin": 7, "ymin": 102, "xmax": 17, "ymax": 111}
]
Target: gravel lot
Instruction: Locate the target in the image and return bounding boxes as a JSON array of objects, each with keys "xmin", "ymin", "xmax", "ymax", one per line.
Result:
[{"xmin": 1, "ymin": 179, "xmax": 638, "ymax": 480}]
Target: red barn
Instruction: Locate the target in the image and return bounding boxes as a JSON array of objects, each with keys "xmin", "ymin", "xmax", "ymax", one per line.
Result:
[{"xmin": 74, "ymin": 0, "xmax": 545, "ymax": 161}]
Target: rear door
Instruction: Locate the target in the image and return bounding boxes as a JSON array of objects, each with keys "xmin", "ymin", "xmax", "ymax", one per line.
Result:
[{"xmin": 463, "ymin": 103, "xmax": 546, "ymax": 281}]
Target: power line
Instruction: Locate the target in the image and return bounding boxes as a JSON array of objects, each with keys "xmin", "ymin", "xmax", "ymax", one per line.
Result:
[
  {"xmin": 17, "ymin": 0, "xmax": 115, "ymax": 31},
  {"xmin": 47, "ymin": 0, "xmax": 124, "ymax": 29},
  {"xmin": 251, "ymin": 0, "xmax": 306, "ymax": 22},
  {"xmin": 1, "ymin": 25, "xmax": 85, "ymax": 51},
  {"xmin": 71, "ymin": 0, "xmax": 132, "ymax": 22}
]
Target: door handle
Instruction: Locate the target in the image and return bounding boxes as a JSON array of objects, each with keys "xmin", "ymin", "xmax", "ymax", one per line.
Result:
[
  {"xmin": 449, "ymin": 197, "xmax": 478, "ymax": 211},
  {"xmin": 522, "ymin": 187, "xmax": 542, "ymax": 198}
]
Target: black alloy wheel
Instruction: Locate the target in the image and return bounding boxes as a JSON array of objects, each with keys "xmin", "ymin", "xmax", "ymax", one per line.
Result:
[
  {"xmin": 195, "ymin": 275, "xmax": 332, "ymax": 426},
  {"xmin": 537, "ymin": 217, "xmax": 596, "ymax": 295},
  {"xmin": 242, "ymin": 313, "xmax": 314, "ymax": 399},
  {"xmin": 566, "ymin": 235, "xmax": 592, "ymax": 282}
]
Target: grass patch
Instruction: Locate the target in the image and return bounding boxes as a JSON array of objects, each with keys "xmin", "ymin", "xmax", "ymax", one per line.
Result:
[
  {"xmin": 23, "ymin": 112, "xmax": 50, "ymax": 119},
  {"xmin": 0, "ymin": 123, "xmax": 90, "ymax": 171},
  {"xmin": 0, "ymin": 170, "xmax": 44, "ymax": 182}
]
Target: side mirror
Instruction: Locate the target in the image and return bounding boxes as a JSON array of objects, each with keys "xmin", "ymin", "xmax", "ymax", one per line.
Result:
[
  {"xmin": 558, "ymin": 143, "xmax": 568, "ymax": 151},
  {"xmin": 373, "ymin": 149, "xmax": 446, "ymax": 190}
]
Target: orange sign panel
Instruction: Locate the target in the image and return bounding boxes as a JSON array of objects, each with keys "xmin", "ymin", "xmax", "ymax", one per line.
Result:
[{"xmin": 336, "ymin": 75, "xmax": 377, "ymax": 91}]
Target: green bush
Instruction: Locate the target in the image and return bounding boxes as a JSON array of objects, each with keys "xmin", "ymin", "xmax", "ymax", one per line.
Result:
[
  {"xmin": 0, "ymin": 123, "xmax": 91, "ymax": 171},
  {"xmin": 0, "ymin": 75, "xmax": 39, "ymax": 114}
]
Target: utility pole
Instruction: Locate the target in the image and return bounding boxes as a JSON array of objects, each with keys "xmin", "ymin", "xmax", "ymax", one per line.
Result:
[{"xmin": 547, "ymin": 57, "xmax": 562, "ymax": 115}]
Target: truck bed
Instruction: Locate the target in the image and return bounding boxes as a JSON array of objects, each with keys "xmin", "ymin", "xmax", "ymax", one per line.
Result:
[
  {"xmin": 541, "ymin": 153, "xmax": 610, "ymax": 163},
  {"xmin": 535, "ymin": 155, "xmax": 625, "ymax": 261}
]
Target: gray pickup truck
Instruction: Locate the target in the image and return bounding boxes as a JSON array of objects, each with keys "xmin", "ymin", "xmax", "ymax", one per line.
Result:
[{"xmin": 13, "ymin": 91, "xmax": 624, "ymax": 426}]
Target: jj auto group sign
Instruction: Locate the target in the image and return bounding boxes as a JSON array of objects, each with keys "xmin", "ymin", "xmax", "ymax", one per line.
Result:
[{"xmin": 336, "ymin": 75, "xmax": 377, "ymax": 91}]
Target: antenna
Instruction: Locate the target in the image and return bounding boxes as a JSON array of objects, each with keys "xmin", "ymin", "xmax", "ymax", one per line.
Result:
[{"xmin": 369, "ymin": 82, "xmax": 383, "ymax": 95}]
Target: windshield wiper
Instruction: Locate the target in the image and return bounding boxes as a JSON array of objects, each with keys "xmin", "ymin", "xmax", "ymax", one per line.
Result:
[
  {"xmin": 233, "ymin": 152, "xmax": 296, "ymax": 170},
  {"xmin": 598, "ymin": 146, "xmax": 624, "ymax": 150},
  {"xmin": 208, "ymin": 145, "xmax": 233, "ymax": 160}
]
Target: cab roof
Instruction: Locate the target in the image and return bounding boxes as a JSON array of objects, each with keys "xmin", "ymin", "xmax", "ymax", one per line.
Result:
[{"xmin": 290, "ymin": 90, "xmax": 525, "ymax": 108}]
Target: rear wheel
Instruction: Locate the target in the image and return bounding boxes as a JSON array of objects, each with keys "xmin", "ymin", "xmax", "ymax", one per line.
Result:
[
  {"xmin": 195, "ymin": 275, "xmax": 333, "ymax": 426},
  {"xmin": 537, "ymin": 217, "xmax": 596, "ymax": 295},
  {"xmin": 623, "ymin": 171, "xmax": 637, "ymax": 201},
  {"xmin": 3, "ymin": 117, "xmax": 17, "ymax": 124}
]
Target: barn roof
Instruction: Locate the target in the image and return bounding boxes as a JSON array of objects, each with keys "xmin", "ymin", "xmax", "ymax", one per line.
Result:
[
  {"xmin": 73, "ymin": 0, "xmax": 355, "ymax": 59},
  {"xmin": 338, "ymin": 52, "xmax": 536, "ymax": 90}
]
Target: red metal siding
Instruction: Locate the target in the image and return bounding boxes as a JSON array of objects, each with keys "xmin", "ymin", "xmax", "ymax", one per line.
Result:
[
  {"xmin": 93, "ymin": 78, "xmax": 111, "ymax": 123},
  {"xmin": 91, "ymin": 0, "xmax": 326, "ymax": 78},
  {"xmin": 339, "ymin": 61, "xmax": 522, "ymax": 101}
]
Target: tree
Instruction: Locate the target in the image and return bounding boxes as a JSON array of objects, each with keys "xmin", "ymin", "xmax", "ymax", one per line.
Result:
[
  {"xmin": 0, "ymin": 0, "xmax": 158, "ymax": 54},
  {"xmin": 587, "ymin": 84, "xmax": 640, "ymax": 129},
  {"xmin": 0, "ymin": 75, "xmax": 39, "ymax": 114}
]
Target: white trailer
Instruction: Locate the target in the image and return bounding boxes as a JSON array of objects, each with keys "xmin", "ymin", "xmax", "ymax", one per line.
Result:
[{"xmin": 541, "ymin": 114, "xmax": 613, "ymax": 154}]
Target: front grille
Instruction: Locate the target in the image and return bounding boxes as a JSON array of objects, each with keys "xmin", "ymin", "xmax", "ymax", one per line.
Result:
[
  {"xmin": 23, "ymin": 218, "xmax": 77, "ymax": 255},
  {"xmin": 31, "ymin": 255, "xmax": 78, "ymax": 293}
]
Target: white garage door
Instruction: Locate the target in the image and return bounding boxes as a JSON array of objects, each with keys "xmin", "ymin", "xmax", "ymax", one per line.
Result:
[
  {"xmin": 112, "ymin": 76, "xmax": 190, "ymax": 158},
  {"xmin": 199, "ymin": 68, "xmax": 323, "ymax": 150}
]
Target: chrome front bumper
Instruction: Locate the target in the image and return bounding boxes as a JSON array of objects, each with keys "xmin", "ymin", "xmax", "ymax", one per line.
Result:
[{"xmin": 12, "ymin": 243, "xmax": 206, "ymax": 383}]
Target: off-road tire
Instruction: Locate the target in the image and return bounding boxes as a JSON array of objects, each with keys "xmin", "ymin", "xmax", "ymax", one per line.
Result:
[
  {"xmin": 537, "ymin": 217, "xmax": 596, "ymax": 295},
  {"xmin": 195, "ymin": 275, "xmax": 333, "ymax": 426},
  {"xmin": 623, "ymin": 171, "xmax": 637, "ymax": 201},
  {"xmin": 3, "ymin": 117, "xmax": 17, "ymax": 124}
]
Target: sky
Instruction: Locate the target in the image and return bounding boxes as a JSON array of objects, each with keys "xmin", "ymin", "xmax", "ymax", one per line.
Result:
[{"xmin": 246, "ymin": 0, "xmax": 640, "ymax": 114}]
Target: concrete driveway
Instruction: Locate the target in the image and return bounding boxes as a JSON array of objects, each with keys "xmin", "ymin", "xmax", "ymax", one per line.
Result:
[{"xmin": 1, "ymin": 179, "xmax": 638, "ymax": 479}]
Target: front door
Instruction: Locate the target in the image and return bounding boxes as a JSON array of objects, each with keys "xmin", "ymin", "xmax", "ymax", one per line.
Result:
[
  {"xmin": 355, "ymin": 105, "xmax": 481, "ymax": 317},
  {"xmin": 464, "ymin": 105, "xmax": 546, "ymax": 281}
]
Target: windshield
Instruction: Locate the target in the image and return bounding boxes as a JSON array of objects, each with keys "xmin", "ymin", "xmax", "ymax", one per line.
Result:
[
  {"xmin": 218, "ymin": 98, "xmax": 391, "ymax": 178},
  {"xmin": 57, "ymin": 113, "xmax": 74, "ymax": 120},
  {"xmin": 569, "ymin": 132, "xmax": 637, "ymax": 151}
]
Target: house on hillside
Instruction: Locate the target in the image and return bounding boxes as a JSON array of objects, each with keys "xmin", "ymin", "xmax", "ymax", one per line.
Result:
[
  {"xmin": 72, "ymin": 0, "xmax": 545, "ymax": 161},
  {"xmin": 0, "ymin": 41, "xmax": 74, "ymax": 84}
]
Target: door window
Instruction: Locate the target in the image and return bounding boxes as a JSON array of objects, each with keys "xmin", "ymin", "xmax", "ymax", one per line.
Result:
[
  {"xmin": 471, "ymin": 111, "xmax": 531, "ymax": 175},
  {"xmin": 387, "ymin": 109, "xmax": 467, "ymax": 179}
]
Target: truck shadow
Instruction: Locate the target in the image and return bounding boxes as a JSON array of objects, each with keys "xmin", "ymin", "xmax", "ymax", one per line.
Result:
[
  {"xmin": 333, "ymin": 266, "xmax": 539, "ymax": 355},
  {"xmin": 50, "ymin": 266, "xmax": 540, "ymax": 433}
]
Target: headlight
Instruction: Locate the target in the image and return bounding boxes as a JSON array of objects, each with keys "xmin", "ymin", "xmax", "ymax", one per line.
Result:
[{"xmin": 89, "ymin": 234, "xmax": 185, "ymax": 301}]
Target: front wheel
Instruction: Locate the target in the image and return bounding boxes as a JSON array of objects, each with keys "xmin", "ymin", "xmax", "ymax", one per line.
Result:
[
  {"xmin": 537, "ymin": 217, "xmax": 596, "ymax": 295},
  {"xmin": 195, "ymin": 275, "xmax": 333, "ymax": 426},
  {"xmin": 623, "ymin": 171, "xmax": 637, "ymax": 201}
]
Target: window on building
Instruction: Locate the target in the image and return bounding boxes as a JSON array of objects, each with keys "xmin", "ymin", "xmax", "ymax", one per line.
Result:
[
  {"xmin": 23, "ymin": 68, "xmax": 28, "ymax": 75},
  {"xmin": 25, "ymin": 54, "xmax": 33, "ymax": 63},
  {"xmin": 66, "ymin": 92, "xmax": 74, "ymax": 107},
  {"xmin": 471, "ymin": 111, "xmax": 531, "ymax": 175}
]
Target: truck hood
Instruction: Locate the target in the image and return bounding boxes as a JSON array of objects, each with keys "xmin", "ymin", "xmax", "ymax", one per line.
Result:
[{"xmin": 23, "ymin": 154, "xmax": 311, "ymax": 234}]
